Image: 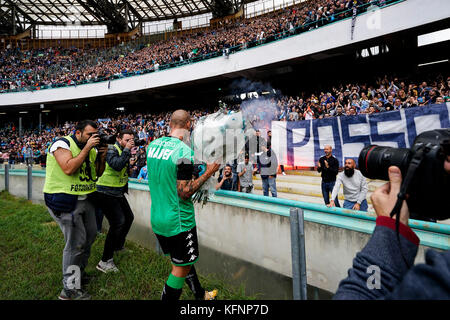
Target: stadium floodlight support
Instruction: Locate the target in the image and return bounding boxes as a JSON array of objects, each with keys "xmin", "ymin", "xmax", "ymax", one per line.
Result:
[
  {"xmin": 121, "ymin": 0, "xmax": 144, "ymax": 31},
  {"xmin": 159, "ymin": 0, "xmax": 178, "ymax": 17},
  {"xmin": 73, "ymin": 0, "xmax": 132, "ymax": 33},
  {"xmin": 127, "ymin": 0, "xmax": 153, "ymax": 21},
  {"xmin": 1, "ymin": 0, "xmax": 35, "ymax": 35},
  {"xmin": 140, "ymin": 0, "xmax": 161, "ymax": 20},
  {"xmin": 185, "ymin": 0, "xmax": 200, "ymax": 14}
]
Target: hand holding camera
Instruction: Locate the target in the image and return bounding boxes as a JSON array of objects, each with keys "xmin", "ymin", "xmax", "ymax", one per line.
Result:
[
  {"xmin": 85, "ymin": 134, "xmax": 101, "ymax": 150},
  {"xmin": 370, "ymin": 166, "xmax": 410, "ymax": 226},
  {"xmin": 125, "ymin": 139, "xmax": 135, "ymax": 150}
]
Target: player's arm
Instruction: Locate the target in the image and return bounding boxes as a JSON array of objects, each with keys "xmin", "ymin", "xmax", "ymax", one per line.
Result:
[{"xmin": 177, "ymin": 159, "xmax": 220, "ymax": 201}]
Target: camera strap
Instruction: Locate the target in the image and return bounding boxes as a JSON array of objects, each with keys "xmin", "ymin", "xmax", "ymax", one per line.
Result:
[{"xmin": 390, "ymin": 147, "xmax": 425, "ymax": 269}]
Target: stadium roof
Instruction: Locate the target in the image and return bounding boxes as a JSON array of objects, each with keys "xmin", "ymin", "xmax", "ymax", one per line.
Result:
[{"xmin": 0, "ymin": 0, "xmax": 248, "ymax": 34}]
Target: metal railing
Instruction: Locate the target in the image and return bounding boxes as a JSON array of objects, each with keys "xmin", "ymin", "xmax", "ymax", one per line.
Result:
[{"xmin": 290, "ymin": 207, "xmax": 307, "ymax": 300}]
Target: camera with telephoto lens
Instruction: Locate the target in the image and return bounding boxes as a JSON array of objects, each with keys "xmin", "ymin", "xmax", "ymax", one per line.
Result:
[
  {"xmin": 134, "ymin": 138, "xmax": 146, "ymax": 147},
  {"xmin": 96, "ymin": 130, "xmax": 116, "ymax": 147},
  {"xmin": 358, "ymin": 129, "xmax": 450, "ymax": 222}
]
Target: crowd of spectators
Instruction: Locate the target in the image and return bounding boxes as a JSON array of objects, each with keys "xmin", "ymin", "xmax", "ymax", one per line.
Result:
[
  {"xmin": 274, "ymin": 75, "xmax": 450, "ymax": 122},
  {"xmin": 1, "ymin": 73, "xmax": 448, "ymax": 171},
  {"xmin": 0, "ymin": 108, "xmax": 216, "ymax": 176},
  {"xmin": 0, "ymin": 0, "xmax": 392, "ymax": 92}
]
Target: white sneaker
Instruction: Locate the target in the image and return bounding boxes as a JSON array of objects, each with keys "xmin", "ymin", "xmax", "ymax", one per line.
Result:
[
  {"xmin": 282, "ymin": 172, "xmax": 286, "ymax": 176},
  {"xmin": 96, "ymin": 259, "xmax": 119, "ymax": 273}
]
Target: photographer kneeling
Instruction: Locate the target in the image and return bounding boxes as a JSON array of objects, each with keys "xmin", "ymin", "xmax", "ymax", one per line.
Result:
[
  {"xmin": 94, "ymin": 130, "xmax": 137, "ymax": 273},
  {"xmin": 43, "ymin": 120, "xmax": 107, "ymax": 300},
  {"xmin": 334, "ymin": 136, "xmax": 450, "ymax": 299}
]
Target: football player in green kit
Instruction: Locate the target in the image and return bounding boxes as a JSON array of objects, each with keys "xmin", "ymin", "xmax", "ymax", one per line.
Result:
[{"xmin": 147, "ymin": 109, "xmax": 220, "ymax": 300}]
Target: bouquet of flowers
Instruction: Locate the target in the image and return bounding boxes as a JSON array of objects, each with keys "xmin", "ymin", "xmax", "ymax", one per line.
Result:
[{"xmin": 191, "ymin": 108, "xmax": 255, "ymax": 204}]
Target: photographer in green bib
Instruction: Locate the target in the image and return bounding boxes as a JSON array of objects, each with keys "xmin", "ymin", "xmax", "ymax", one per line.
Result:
[
  {"xmin": 94, "ymin": 129, "xmax": 137, "ymax": 274},
  {"xmin": 43, "ymin": 120, "xmax": 107, "ymax": 300}
]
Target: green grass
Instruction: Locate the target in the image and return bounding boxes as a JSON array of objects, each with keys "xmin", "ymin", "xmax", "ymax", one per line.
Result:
[{"xmin": 0, "ymin": 191, "xmax": 254, "ymax": 300}]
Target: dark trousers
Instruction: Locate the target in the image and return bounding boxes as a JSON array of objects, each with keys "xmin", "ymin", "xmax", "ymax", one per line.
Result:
[
  {"xmin": 321, "ymin": 181, "xmax": 340, "ymax": 207},
  {"xmin": 95, "ymin": 192, "xmax": 134, "ymax": 261},
  {"xmin": 95, "ymin": 207, "xmax": 104, "ymax": 233}
]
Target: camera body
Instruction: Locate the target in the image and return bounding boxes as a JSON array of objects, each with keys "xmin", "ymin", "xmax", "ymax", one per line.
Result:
[
  {"xmin": 134, "ymin": 138, "xmax": 146, "ymax": 147},
  {"xmin": 97, "ymin": 130, "xmax": 116, "ymax": 147},
  {"xmin": 96, "ymin": 130, "xmax": 146, "ymax": 148},
  {"xmin": 359, "ymin": 129, "xmax": 450, "ymax": 221}
]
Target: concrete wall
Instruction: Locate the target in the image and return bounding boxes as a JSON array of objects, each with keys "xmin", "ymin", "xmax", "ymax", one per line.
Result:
[
  {"xmin": 1, "ymin": 172, "xmax": 447, "ymax": 293},
  {"xmin": 194, "ymin": 198, "xmax": 432, "ymax": 292},
  {"xmin": 1, "ymin": 0, "xmax": 449, "ymax": 107}
]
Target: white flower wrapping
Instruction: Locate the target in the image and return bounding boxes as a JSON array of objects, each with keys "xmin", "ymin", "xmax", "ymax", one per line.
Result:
[{"xmin": 191, "ymin": 110, "xmax": 255, "ymax": 203}]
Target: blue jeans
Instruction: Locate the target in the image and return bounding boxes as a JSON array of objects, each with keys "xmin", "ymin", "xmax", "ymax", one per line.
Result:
[
  {"xmin": 321, "ymin": 181, "xmax": 340, "ymax": 207},
  {"xmin": 262, "ymin": 176, "xmax": 277, "ymax": 197},
  {"xmin": 343, "ymin": 199, "xmax": 368, "ymax": 212}
]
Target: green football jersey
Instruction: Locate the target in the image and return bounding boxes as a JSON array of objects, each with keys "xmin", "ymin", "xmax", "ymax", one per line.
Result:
[{"xmin": 147, "ymin": 136, "xmax": 196, "ymax": 237}]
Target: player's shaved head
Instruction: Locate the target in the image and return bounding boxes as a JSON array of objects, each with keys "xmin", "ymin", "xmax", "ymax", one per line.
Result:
[{"xmin": 170, "ymin": 109, "xmax": 190, "ymax": 129}]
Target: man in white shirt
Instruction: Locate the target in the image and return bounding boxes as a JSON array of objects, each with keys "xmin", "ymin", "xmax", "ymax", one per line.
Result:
[
  {"xmin": 237, "ymin": 154, "xmax": 257, "ymax": 193},
  {"xmin": 328, "ymin": 159, "xmax": 368, "ymax": 211}
]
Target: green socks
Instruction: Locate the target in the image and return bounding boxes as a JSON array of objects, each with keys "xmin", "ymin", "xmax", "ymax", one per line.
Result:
[
  {"xmin": 161, "ymin": 273, "xmax": 185, "ymax": 301},
  {"xmin": 167, "ymin": 273, "xmax": 185, "ymax": 289}
]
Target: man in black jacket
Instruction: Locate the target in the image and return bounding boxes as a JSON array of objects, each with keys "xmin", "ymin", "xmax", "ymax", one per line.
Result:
[
  {"xmin": 245, "ymin": 129, "xmax": 266, "ymax": 174},
  {"xmin": 260, "ymin": 144, "xmax": 278, "ymax": 197},
  {"xmin": 94, "ymin": 129, "xmax": 137, "ymax": 273},
  {"xmin": 317, "ymin": 145, "xmax": 340, "ymax": 207}
]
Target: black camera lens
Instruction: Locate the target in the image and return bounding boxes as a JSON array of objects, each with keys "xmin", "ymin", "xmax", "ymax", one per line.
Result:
[
  {"xmin": 134, "ymin": 138, "xmax": 146, "ymax": 146},
  {"xmin": 358, "ymin": 129, "xmax": 449, "ymax": 222},
  {"xmin": 358, "ymin": 145, "xmax": 412, "ymax": 181},
  {"xmin": 97, "ymin": 132, "xmax": 116, "ymax": 146}
]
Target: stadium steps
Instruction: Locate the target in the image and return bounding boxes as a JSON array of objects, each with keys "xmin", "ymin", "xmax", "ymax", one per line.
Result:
[
  {"xmin": 252, "ymin": 188, "xmax": 377, "ymax": 217},
  {"xmin": 253, "ymin": 174, "xmax": 385, "ymax": 192},
  {"xmin": 251, "ymin": 170, "xmax": 382, "ymax": 212}
]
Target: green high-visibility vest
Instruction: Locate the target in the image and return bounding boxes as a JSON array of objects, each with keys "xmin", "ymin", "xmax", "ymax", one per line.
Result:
[
  {"xmin": 97, "ymin": 143, "xmax": 128, "ymax": 188},
  {"xmin": 43, "ymin": 135, "xmax": 98, "ymax": 195}
]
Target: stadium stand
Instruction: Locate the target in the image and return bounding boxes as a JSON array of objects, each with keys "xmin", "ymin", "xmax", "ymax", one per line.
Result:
[
  {"xmin": 1, "ymin": 73, "xmax": 448, "ymax": 165},
  {"xmin": 0, "ymin": 0, "xmax": 397, "ymax": 93}
]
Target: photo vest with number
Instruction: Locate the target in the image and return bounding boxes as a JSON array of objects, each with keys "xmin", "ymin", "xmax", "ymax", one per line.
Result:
[
  {"xmin": 96, "ymin": 143, "xmax": 128, "ymax": 188},
  {"xmin": 43, "ymin": 135, "xmax": 98, "ymax": 195}
]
